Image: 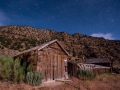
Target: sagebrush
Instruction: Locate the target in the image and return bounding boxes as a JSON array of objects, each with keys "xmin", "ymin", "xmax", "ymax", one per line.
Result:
[{"xmin": 78, "ymin": 69, "xmax": 95, "ymax": 80}]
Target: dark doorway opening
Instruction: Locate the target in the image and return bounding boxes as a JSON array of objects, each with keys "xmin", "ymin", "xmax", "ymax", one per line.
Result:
[{"xmin": 53, "ymin": 66, "xmax": 54, "ymax": 80}]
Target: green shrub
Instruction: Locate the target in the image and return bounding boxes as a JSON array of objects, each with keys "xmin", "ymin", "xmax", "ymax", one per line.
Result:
[
  {"xmin": 26, "ymin": 72, "xmax": 34, "ymax": 85},
  {"xmin": 26, "ymin": 71, "xmax": 42, "ymax": 86},
  {"xmin": 78, "ymin": 69, "xmax": 95, "ymax": 80},
  {"xmin": 19, "ymin": 66, "xmax": 25, "ymax": 83},
  {"xmin": 14, "ymin": 58, "xmax": 20, "ymax": 82},
  {"xmin": 0, "ymin": 56, "xmax": 42, "ymax": 85},
  {"xmin": 0, "ymin": 56, "xmax": 14, "ymax": 81},
  {"xmin": 0, "ymin": 56, "xmax": 33, "ymax": 83},
  {"xmin": 13, "ymin": 58, "xmax": 26, "ymax": 83},
  {"xmin": 27, "ymin": 64, "xmax": 33, "ymax": 72}
]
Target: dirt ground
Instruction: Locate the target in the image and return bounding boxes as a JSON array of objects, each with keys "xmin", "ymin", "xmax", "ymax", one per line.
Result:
[{"xmin": 0, "ymin": 74, "xmax": 120, "ymax": 90}]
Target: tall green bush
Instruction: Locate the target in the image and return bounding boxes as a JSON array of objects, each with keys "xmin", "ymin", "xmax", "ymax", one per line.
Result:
[
  {"xmin": 0, "ymin": 56, "xmax": 42, "ymax": 85},
  {"xmin": 0, "ymin": 56, "xmax": 33, "ymax": 83},
  {"xmin": 19, "ymin": 66, "xmax": 25, "ymax": 83},
  {"xmin": 14, "ymin": 58, "xmax": 20, "ymax": 82},
  {"xmin": 13, "ymin": 58, "xmax": 26, "ymax": 83},
  {"xmin": 0, "ymin": 56, "xmax": 14, "ymax": 81}
]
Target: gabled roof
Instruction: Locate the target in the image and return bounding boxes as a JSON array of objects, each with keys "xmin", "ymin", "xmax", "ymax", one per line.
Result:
[
  {"xmin": 14, "ymin": 39, "xmax": 69, "ymax": 56},
  {"xmin": 85, "ymin": 58, "xmax": 111, "ymax": 64}
]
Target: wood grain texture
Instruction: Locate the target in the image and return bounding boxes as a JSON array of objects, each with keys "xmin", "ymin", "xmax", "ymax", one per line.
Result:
[{"xmin": 14, "ymin": 41, "xmax": 68, "ymax": 82}]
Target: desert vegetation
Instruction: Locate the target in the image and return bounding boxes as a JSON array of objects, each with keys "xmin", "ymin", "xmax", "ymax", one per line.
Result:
[
  {"xmin": 0, "ymin": 56, "xmax": 42, "ymax": 86},
  {"xmin": 82, "ymin": 74, "xmax": 120, "ymax": 90},
  {"xmin": 78, "ymin": 69, "xmax": 95, "ymax": 80},
  {"xmin": 26, "ymin": 71, "xmax": 42, "ymax": 86}
]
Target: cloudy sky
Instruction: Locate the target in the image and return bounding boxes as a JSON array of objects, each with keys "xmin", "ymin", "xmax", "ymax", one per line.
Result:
[{"xmin": 0, "ymin": 0, "xmax": 120, "ymax": 40}]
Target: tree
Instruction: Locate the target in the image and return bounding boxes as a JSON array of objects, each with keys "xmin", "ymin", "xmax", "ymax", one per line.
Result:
[
  {"xmin": 0, "ymin": 56, "xmax": 14, "ymax": 81},
  {"xmin": 72, "ymin": 48, "xmax": 76, "ymax": 57},
  {"xmin": 0, "ymin": 56, "xmax": 33, "ymax": 83}
]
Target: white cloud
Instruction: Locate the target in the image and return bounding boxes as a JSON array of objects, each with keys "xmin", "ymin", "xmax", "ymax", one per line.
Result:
[{"xmin": 91, "ymin": 33, "xmax": 114, "ymax": 40}]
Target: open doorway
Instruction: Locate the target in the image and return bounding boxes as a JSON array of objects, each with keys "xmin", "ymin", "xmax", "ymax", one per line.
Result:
[{"xmin": 53, "ymin": 66, "xmax": 54, "ymax": 80}]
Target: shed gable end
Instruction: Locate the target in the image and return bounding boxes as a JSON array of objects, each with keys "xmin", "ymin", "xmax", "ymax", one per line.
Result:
[{"xmin": 48, "ymin": 42, "xmax": 67, "ymax": 55}]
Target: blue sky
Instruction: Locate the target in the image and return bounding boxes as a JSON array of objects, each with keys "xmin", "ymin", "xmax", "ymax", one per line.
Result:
[{"xmin": 0, "ymin": 0, "xmax": 120, "ymax": 40}]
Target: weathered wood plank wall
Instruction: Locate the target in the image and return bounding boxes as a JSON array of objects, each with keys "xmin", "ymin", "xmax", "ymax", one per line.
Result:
[
  {"xmin": 36, "ymin": 42, "xmax": 68, "ymax": 81},
  {"xmin": 14, "ymin": 49, "xmax": 38, "ymax": 71}
]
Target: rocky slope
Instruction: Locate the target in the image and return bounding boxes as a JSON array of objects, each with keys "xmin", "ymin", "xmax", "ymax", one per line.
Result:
[{"xmin": 0, "ymin": 25, "xmax": 120, "ymax": 67}]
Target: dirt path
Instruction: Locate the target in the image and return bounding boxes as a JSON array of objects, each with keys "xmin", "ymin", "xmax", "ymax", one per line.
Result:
[{"xmin": 40, "ymin": 80, "xmax": 64, "ymax": 87}]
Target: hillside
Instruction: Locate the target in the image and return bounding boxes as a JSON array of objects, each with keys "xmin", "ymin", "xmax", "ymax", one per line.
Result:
[{"xmin": 0, "ymin": 25, "xmax": 120, "ymax": 67}]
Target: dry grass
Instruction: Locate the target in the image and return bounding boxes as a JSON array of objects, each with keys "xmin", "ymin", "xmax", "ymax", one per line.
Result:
[
  {"xmin": 0, "ymin": 74, "xmax": 120, "ymax": 90},
  {"xmin": 83, "ymin": 74, "xmax": 120, "ymax": 90}
]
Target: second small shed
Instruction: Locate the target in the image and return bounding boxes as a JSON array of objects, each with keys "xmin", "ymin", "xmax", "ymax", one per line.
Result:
[{"xmin": 68, "ymin": 58, "xmax": 112, "ymax": 77}]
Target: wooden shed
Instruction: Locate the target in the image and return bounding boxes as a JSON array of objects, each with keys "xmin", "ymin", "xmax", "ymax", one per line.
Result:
[
  {"xmin": 85, "ymin": 58, "xmax": 111, "ymax": 67},
  {"xmin": 68, "ymin": 58, "xmax": 112, "ymax": 77},
  {"xmin": 84, "ymin": 58, "xmax": 112, "ymax": 74},
  {"xmin": 14, "ymin": 39, "xmax": 69, "ymax": 82}
]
